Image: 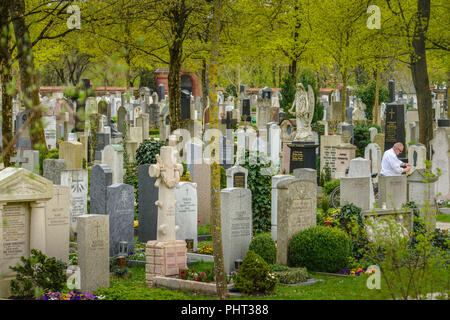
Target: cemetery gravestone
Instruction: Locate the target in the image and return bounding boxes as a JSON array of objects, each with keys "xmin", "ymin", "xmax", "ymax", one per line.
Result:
[
  {"xmin": 221, "ymin": 188, "xmax": 252, "ymax": 274},
  {"xmin": 138, "ymin": 164, "xmax": 159, "ymax": 242},
  {"xmin": 0, "ymin": 168, "xmax": 54, "ymax": 298},
  {"xmin": 175, "ymin": 182, "xmax": 198, "ymax": 251},
  {"xmin": 431, "ymin": 127, "xmax": 450, "ymax": 200},
  {"xmin": 277, "ymin": 179, "xmax": 316, "ymax": 265},
  {"xmin": 191, "ymin": 163, "xmax": 212, "ymax": 225},
  {"xmin": 77, "ymin": 214, "xmax": 110, "ymax": 293},
  {"xmin": 384, "ymin": 103, "xmax": 406, "ymax": 161},
  {"xmin": 102, "ymin": 144, "xmax": 124, "ymax": 184},
  {"xmin": 45, "ymin": 185, "xmax": 70, "ymax": 264},
  {"xmin": 90, "ymin": 164, "xmax": 113, "ymax": 215},
  {"xmin": 320, "ymin": 135, "xmax": 342, "ymax": 178},
  {"xmin": 59, "ymin": 141, "xmax": 84, "ymax": 170},
  {"xmin": 60, "ymin": 169, "xmax": 88, "ymax": 234},
  {"xmin": 378, "ymin": 175, "xmax": 407, "ymax": 210},
  {"xmin": 43, "ymin": 159, "xmax": 67, "ymax": 185},
  {"xmin": 106, "ymin": 183, "xmax": 135, "ymax": 257},
  {"xmin": 271, "ymin": 175, "xmax": 295, "ymax": 242},
  {"xmin": 408, "ymin": 143, "xmax": 427, "ymax": 172},
  {"xmin": 226, "ymin": 165, "xmax": 248, "ymax": 189}
]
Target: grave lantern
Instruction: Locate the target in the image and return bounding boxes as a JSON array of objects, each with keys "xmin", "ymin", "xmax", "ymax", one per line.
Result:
[{"xmin": 119, "ymin": 241, "xmax": 129, "ymax": 257}]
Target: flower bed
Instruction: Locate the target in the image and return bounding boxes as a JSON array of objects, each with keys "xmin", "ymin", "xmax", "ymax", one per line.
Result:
[
  {"xmin": 337, "ymin": 267, "xmax": 376, "ymax": 276},
  {"xmin": 42, "ymin": 290, "xmax": 104, "ymax": 300}
]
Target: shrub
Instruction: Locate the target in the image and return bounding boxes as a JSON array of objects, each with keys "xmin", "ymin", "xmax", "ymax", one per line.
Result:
[
  {"xmin": 240, "ymin": 150, "xmax": 272, "ymax": 233},
  {"xmin": 354, "ymin": 124, "xmax": 371, "ymax": 158},
  {"xmin": 273, "ymin": 268, "xmax": 307, "ymax": 284},
  {"xmin": 334, "ymin": 204, "xmax": 368, "ymax": 260},
  {"xmin": 233, "ymin": 250, "xmax": 277, "ymax": 295},
  {"xmin": 334, "ymin": 203, "xmax": 364, "ymax": 232},
  {"xmin": 288, "ymin": 226, "xmax": 352, "ymax": 272},
  {"xmin": 248, "ymin": 234, "xmax": 277, "ymax": 265},
  {"xmin": 9, "ymin": 249, "xmax": 67, "ymax": 298},
  {"xmin": 135, "ymin": 139, "xmax": 166, "ymax": 166},
  {"xmin": 323, "ymin": 179, "xmax": 340, "ymax": 195}
]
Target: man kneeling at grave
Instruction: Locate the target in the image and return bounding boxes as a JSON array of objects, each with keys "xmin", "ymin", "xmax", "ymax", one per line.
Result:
[{"xmin": 380, "ymin": 142, "xmax": 411, "ymax": 176}]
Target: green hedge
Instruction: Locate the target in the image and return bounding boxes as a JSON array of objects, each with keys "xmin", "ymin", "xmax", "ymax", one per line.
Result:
[{"xmin": 288, "ymin": 226, "xmax": 352, "ymax": 273}]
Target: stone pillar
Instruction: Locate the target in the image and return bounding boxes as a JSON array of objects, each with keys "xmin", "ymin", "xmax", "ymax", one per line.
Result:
[{"xmin": 30, "ymin": 201, "xmax": 47, "ymax": 253}]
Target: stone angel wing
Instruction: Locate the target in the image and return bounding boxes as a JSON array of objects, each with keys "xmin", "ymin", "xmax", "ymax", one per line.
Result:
[{"xmin": 307, "ymin": 85, "xmax": 315, "ymax": 110}]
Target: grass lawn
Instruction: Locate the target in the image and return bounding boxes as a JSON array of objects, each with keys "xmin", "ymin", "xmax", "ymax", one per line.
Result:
[
  {"xmin": 94, "ymin": 265, "xmax": 397, "ymax": 300},
  {"xmin": 436, "ymin": 214, "xmax": 450, "ymax": 223}
]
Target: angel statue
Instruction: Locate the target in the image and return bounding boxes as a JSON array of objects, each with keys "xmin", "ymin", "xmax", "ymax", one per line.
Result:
[{"xmin": 289, "ymin": 83, "xmax": 315, "ymax": 142}]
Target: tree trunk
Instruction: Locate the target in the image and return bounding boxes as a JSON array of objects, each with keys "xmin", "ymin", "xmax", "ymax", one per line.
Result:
[
  {"xmin": 10, "ymin": 0, "xmax": 47, "ymax": 153},
  {"xmin": 374, "ymin": 68, "xmax": 380, "ymax": 125},
  {"xmin": 411, "ymin": 0, "xmax": 433, "ymax": 157},
  {"xmin": 341, "ymin": 68, "xmax": 347, "ymax": 122},
  {"xmin": 0, "ymin": 0, "xmax": 13, "ymax": 166},
  {"xmin": 289, "ymin": 59, "xmax": 297, "ymax": 83},
  {"xmin": 209, "ymin": 0, "xmax": 228, "ymax": 300},
  {"xmin": 201, "ymin": 58, "xmax": 208, "ymax": 119},
  {"xmin": 168, "ymin": 42, "xmax": 182, "ymax": 131}
]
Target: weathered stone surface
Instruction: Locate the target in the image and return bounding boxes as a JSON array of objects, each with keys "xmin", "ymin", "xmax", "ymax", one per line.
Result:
[
  {"xmin": 378, "ymin": 175, "xmax": 407, "ymax": 210},
  {"xmin": 77, "ymin": 214, "xmax": 110, "ymax": 293},
  {"xmin": 43, "ymin": 159, "xmax": 67, "ymax": 185},
  {"xmin": 221, "ymin": 188, "xmax": 252, "ymax": 274},
  {"xmin": 276, "ymin": 179, "xmax": 316, "ymax": 266}
]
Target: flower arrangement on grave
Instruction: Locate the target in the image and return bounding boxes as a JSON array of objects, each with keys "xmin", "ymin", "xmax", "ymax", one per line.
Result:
[
  {"xmin": 42, "ymin": 290, "xmax": 104, "ymax": 300},
  {"xmin": 337, "ymin": 267, "xmax": 376, "ymax": 276},
  {"xmin": 180, "ymin": 170, "xmax": 192, "ymax": 182}
]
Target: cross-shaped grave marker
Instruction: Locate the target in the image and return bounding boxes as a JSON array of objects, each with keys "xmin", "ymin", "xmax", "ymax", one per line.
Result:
[{"xmin": 11, "ymin": 148, "xmax": 29, "ymax": 168}]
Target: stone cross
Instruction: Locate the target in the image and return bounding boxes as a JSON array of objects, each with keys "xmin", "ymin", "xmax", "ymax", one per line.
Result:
[
  {"xmin": 148, "ymin": 142, "xmax": 184, "ymax": 241},
  {"xmin": 11, "ymin": 148, "xmax": 29, "ymax": 167}
]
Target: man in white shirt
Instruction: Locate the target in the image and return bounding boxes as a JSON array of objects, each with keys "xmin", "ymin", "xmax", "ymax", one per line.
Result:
[{"xmin": 380, "ymin": 142, "xmax": 411, "ymax": 176}]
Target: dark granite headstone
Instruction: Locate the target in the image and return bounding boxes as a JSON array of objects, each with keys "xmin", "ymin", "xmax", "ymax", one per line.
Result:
[
  {"xmin": 242, "ymin": 99, "xmax": 251, "ymax": 122},
  {"xmin": 388, "ymin": 79, "xmax": 395, "ymax": 102},
  {"xmin": 138, "ymin": 164, "xmax": 158, "ymax": 242},
  {"xmin": 158, "ymin": 84, "xmax": 165, "ymax": 102},
  {"xmin": 90, "ymin": 164, "xmax": 113, "ymax": 215},
  {"xmin": 15, "ymin": 110, "xmax": 32, "ymax": 150},
  {"xmin": 181, "ymin": 90, "xmax": 191, "ymax": 120},
  {"xmin": 384, "ymin": 103, "xmax": 406, "ymax": 160},
  {"xmin": 287, "ymin": 142, "xmax": 318, "ymax": 173},
  {"xmin": 96, "ymin": 133, "xmax": 110, "ymax": 154},
  {"xmin": 106, "ymin": 183, "xmax": 135, "ymax": 257}
]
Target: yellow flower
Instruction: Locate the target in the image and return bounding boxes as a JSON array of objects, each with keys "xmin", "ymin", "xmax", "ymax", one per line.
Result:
[{"xmin": 134, "ymin": 220, "xmax": 139, "ymax": 228}]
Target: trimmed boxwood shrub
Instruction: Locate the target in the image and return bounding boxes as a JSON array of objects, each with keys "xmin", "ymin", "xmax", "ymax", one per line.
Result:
[
  {"xmin": 248, "ymin": 234, "xmax": 277, "ymax": 265},
  {"xmin": 233, "ymin": 250, "xmax": 277, "ymax": 295},
  {"xmin": 273, "ymin": 268, "xmax": 307, "ymax": 284},
  {"xmin": 288, "ymin": 226, "xmax": 352, "ymax": 273}
]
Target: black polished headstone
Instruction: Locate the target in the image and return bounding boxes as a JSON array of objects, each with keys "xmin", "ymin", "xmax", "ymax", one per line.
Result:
[
  {"xmin": 158, "ymin": 84, "xmax": 165, "ymax": 102},
  {"xmin": 181, "ymin": 90, "xmax": 191, "ymax": 121},
  {"xmin": 384, "ymin": 103, "xmax": 406, "ymax": 160},
  {"xmin": 242, "ymin": 99, "xmax": 251, "ymax": 121},
  {"xmin": 388, "ymin": 79, "xmax": 395, "ymax": 103},
  {"xmin": 287, "ymin": 142, "xmax": 318, "ymax": 173},
  {"xmin": 138, "ymin": 164, "xmax": 158, "ymax": 242}
]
